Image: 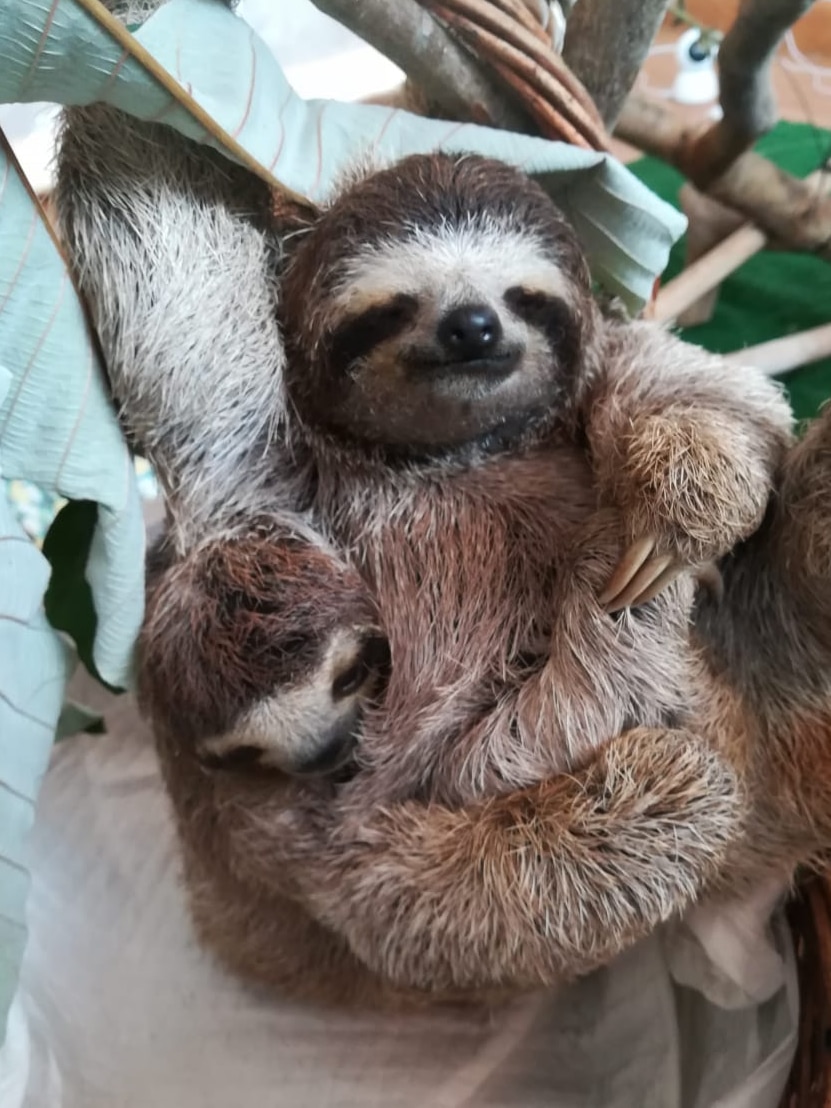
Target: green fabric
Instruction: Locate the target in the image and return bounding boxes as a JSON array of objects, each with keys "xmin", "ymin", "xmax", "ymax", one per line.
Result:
[{"xmin": 630, "ymin": 122, "xmax": 831, "ymax": 422}]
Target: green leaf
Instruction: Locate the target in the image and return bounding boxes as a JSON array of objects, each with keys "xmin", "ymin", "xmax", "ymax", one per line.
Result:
[
  {"xmin": 0, "ymin": 0, "xmax": 686, "ymax": 312},
  {"xmin": 0, "ymin": 128, "xmax": 143, "ymax": 1042},
  {"xmin": 43, "ymin": 500, "xmax": 124, "ymax": 694}
]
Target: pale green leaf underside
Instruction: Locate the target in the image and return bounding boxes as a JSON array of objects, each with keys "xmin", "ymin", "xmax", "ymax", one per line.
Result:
[
  {"xmin": 0, "ymin": 0, "xmax": 686, "ymax": 311},
  {"xmin": 0, "ymin": 136, "xmax": 144, "ymax": 1040}
]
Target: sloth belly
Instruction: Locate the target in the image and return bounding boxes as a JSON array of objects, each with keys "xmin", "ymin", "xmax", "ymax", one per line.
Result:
[{"xmin": 324, "ymin": 446, "xmax": 698, "ymax": 801}]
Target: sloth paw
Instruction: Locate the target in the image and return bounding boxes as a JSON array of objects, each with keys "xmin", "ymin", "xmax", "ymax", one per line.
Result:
[{"xmin": 139, "ymin": 528, "xmax": 389, "ymax": 776}]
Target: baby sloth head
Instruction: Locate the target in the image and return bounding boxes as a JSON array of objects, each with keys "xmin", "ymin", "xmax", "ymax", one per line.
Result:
[{"xmin": 279, "ymin": 153, "xmax": 598, "ymax": 455}]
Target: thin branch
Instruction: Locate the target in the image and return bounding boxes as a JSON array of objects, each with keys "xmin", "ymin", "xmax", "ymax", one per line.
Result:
[
  {"xmin": 562, "ymin": 0, "xmax": 672, "ymax": 128},
  {"xmin": 722, "ymin": 320, "xmax": 831, "ymax": 375},
  {"xmin": 617, "ymin": 93, "xmax": 831, "ymax": 259},
  {"xmin": 427, "ymin": 0, "xmax": 607, "ymax": 147},
  {"xmin": 307, "ymin": 0, "xmax": 533, "ymax": 131},
  {"xmin": 427, "ymin": 0, "xmax": 603, "ymax": 127},
  {"xmin": 687, "ymin": 0, "xmax": 816, "ymax": 184}
]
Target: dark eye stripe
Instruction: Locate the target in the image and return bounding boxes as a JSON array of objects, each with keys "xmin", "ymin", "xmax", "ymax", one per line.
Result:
[
  {"xmin": 327, "ymin": 293, "xmax": 419, "ymax": 369},
  {"xmin": 504, "ymin": 286, "xmax": 581, "ymax": 374},
  {"xmin": 198, "ymin": 744, "xmax": 264, "ymax": 771}
]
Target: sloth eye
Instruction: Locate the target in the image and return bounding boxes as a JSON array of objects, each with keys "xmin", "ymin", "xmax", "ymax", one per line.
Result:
[
  {"xmin": 328, "ymin": 293, "xmax": 419, "ymax": 368},
  {"xmin": 199, "ymin": 744, "xmax": 263, "ymax": 771},
  {"xmin": 504, "ymin": 286, "xmax": 565, "ymax": 326},
  {"xmin": 504, "ymin": 286, "xmax": 578, "ymax": 369},
  {"xmin": 332, "ymin": 657, "xmax": 370, "ymax": 699}
]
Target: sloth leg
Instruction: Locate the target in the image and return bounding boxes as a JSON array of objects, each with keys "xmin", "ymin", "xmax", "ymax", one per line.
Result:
[
  {"xmin": 139, "ymin": 525, "xmax": 387, "ymax": 777},
  {"xmin": 288, "ymin": 725, "xmax": 742, "ymax": 992}
]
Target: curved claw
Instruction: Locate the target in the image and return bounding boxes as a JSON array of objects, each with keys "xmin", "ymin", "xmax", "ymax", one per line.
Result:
[
  {"xmin": 599, "ymin": 535, "xmax": 687, "ymax": 613},
  {"xmin": 597, "ymin": 535, "xmax": 656, "ymax": 607},
  {"xmin": 624, "ymin": 562, "xmax": 684, "ymax": 610}
]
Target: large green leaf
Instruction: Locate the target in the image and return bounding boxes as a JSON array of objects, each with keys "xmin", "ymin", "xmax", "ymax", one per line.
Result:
[
  {"xmin": 43, "ymin": 500, "xmax": 124, "ymax": 693},
  {"xmin": 0, "ymin": 131, "xmax": 143, "ymax": 1042},
  {"xmin": 0, "ymin": 0, "xmax": 686, "ymax": 312}
]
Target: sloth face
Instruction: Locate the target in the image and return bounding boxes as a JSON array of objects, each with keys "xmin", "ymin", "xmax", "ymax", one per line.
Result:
[{"xmin": 280, "ymin": 154, "xmax": 595, "ymax": 455}]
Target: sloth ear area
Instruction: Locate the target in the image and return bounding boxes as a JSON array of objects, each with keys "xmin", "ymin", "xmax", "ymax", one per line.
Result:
[{"xmin": 271, "ymin": 190, "xmax": 321, "ymax": 259}]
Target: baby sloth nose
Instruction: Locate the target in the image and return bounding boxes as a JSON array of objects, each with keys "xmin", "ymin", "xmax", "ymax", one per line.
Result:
[{"xmin": 437, "ymin": 303, "xmax": 503, "ymax": 360}]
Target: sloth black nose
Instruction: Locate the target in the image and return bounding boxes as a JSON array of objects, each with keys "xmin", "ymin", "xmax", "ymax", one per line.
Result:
[{"xmin": 437, "ymin": 303, "xmax": 503, "ymax": 360}]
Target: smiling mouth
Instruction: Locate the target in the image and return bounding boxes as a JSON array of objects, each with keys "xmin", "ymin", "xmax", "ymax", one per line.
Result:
[{"xmin": 405, "ymin": 347, "xmax": 521, "ymax": 381}]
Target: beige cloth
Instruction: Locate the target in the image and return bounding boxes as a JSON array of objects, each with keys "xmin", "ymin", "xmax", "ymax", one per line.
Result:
[{"xmin": 0, "ymin": 696, "xmax": 798, "ymax": 1108}]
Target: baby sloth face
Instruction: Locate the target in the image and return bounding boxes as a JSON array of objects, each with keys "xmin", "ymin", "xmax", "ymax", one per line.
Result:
[{"xmin": 280, "ymin": 153, "xmax": 596, "ymax": 454}]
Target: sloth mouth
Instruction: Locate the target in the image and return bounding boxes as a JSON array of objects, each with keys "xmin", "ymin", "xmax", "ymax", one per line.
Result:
[{"xmin": 404, "ymin": 346, "xmax": 521, "ymax": 381}]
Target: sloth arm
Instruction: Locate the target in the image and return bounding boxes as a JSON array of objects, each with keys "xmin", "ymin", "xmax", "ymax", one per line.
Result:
[
  {"xmin": 286, "ymin": 724, "xmax": 741, "ymax": 993},
  {"xmin": 583, "ymin": 320, "xmax": 793, "ymax": 585},
  {"xmin": 769, "ymin": 400, "xmax": 831, "ymax": 637}
]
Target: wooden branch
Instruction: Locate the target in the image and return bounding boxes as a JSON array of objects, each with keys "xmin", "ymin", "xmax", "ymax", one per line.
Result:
[
  {"xmin": 675, "ymin": 187, "xmax": 748, "ymax": 326},
  {"xmin": 687, "ymin": 0, "xmax": 816, "ymax": 184},
  {"xmin": 654, "ymin": 224, "xmax": 766, "ymax": 324},
  {"xmin": 427, "ymin": 0, "xmax": 604, "ymax": 128},
  {"xmin": 307, "ymin": 0, "xmax": 533, "ymax": 131},
  {"xmin": 655, "ymin": 167, "xmax": 831, "ymax": 325},
  {"xmin": 617, "ymin": 93, "xmax": 831, "ymax": 259},
  {"xmin": 562, "ymin": 0, "xmax": 672, "ymax": 127},
  {"xmin": 429, "ymin": 0, "xmax": 607, "ymax": 148},
  {"xmin": 724, "ymin": 322, "xmax": 831, "ymax": 376}
]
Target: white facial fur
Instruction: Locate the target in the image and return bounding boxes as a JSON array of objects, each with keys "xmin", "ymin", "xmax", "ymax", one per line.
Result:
[
  {"xmin": 200, "ymin": 627, "xmax": 373, "ymax": 773},
  {"xmin": 330, "ymin": 220, "xmax": 573, "ymax": 339}
]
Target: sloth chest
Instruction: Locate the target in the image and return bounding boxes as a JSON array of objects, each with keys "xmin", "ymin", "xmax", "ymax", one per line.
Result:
[{"xmin": 331, "ymin": 448, "xmax": 603, "ymax": 669}]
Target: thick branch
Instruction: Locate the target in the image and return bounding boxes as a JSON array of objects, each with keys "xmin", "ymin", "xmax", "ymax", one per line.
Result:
[
  {"xmin": 562, "ymin": 0, "xmax": 671, "ymax": 128},
  {"xmin": 308, "ymin": 0, "xmax": 533, "ymax": 131},
  {"xmin": 617, "ymin": 93, "xmax": 831, "ymax": 259},
  {"xmin": 688, "ymin": 0, "xmax": 816, "ymax": 183}
]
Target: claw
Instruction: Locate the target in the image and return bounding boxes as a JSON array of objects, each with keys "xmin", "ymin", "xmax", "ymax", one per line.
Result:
[
  {"xmin": 597, "ymin": 535, "xmax": 656, "ymax": 607},
  {"xmin": 604, "ymin": 553, "xmax": 677, "ymax": 613},
  {"xmin": 626, "ymin": 562, "xmax": 684, "ymax": 610}
]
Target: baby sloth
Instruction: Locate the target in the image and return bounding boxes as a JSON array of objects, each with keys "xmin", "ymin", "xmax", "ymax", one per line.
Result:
[
  {"xmin": 139, "ymin": 152, "xmax": 796, "ymax": 998},
  {"xmin": 237, "ymin": 152, "xmax": 790, "ymax": 805}
]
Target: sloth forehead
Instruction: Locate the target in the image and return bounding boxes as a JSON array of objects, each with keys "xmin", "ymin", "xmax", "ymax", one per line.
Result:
[{"xmin": 329, "ymin": 219, "xmax": 572, "ymax": 318}]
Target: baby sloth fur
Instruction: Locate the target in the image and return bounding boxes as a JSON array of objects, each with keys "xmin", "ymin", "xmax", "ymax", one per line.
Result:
[{"xmin": 55, "ymin": 84, "xmax": 831, "ymax": 1006}]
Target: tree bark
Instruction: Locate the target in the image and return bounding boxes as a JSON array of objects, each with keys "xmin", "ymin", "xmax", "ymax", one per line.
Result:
[
  {"xmin": 562, "ymin": 0, "xmax": 672, "ymax": 128},
  {"xmin": 617, "ymin": 93, "xmax": 831, "ymax": 259},
  {"xmin": 307, "ymin": 0, "xmax": 534, "ymax": 131},
  {"xmin": 687, "ymin": 0, "xmax": 816, "ymax": 184}
]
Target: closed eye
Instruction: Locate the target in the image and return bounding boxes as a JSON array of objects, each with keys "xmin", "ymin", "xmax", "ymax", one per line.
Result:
[
  {"xmin": 327, "ymin": 293, "xmax": 419, "ymax": 369},
  {"xmin": 504, "ymin": 286, "xmax": 580, "ymax": 372},
  {"xmin": 198, "ymin": 744, "xmax": 264, "ymax": 771},
  {"xmin": 504, "ymin": 286, "xmax": 569, "ymax": 329}
]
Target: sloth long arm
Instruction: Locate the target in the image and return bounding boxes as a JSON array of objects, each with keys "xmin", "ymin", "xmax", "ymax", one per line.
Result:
[
  {"xmin": 288, "ymin": 725, "xmax": 741, "ymax": 992},
  {"xmin": 584, "ymin": 321, "xmax": 793, "ymax": 592}
]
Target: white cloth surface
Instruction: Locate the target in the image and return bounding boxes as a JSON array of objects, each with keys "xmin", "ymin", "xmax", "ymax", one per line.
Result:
[{"xmin": 0, "ymin": 705, "xmax": 799, "ymax": 1108}]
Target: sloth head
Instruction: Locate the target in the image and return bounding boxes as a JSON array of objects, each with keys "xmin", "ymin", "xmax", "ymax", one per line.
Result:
[{"xmin": 279, "ymin": 153, "xmax": 598, "ymax": 455}]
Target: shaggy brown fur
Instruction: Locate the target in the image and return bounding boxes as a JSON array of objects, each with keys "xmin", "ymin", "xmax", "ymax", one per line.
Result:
[
  {"xmin": 142, "ymin": 402, "xmax": 831, "ymax": 1000},
  {"xmin": 137, "ymin": 154, "xmax": 820, "ymax": 1001},
  {"xmin": 54, "ymin": 45, "xmax": 831, "ymax": 1003}
]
